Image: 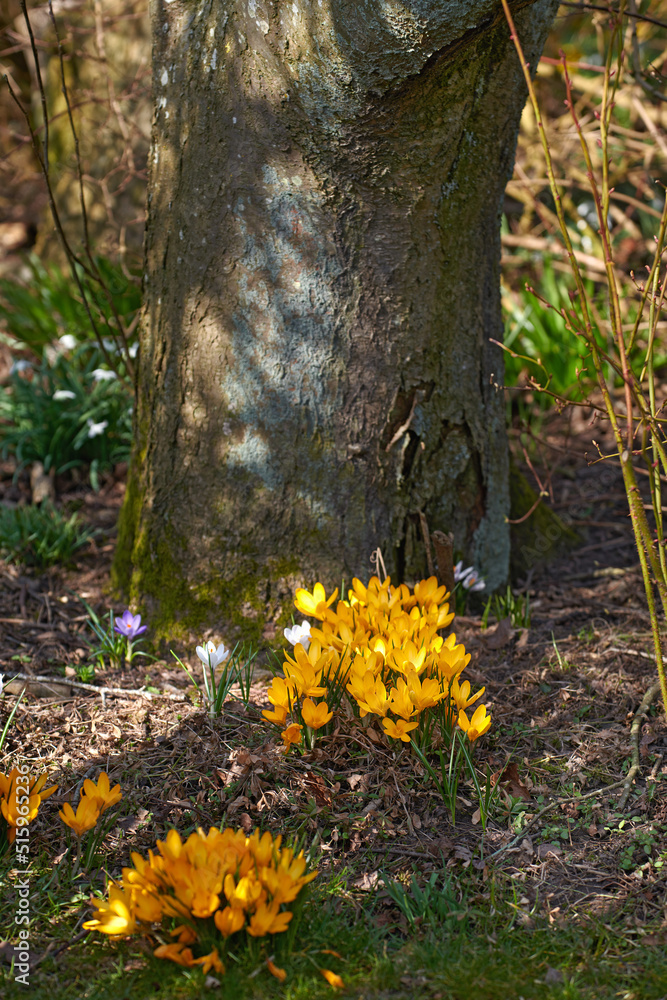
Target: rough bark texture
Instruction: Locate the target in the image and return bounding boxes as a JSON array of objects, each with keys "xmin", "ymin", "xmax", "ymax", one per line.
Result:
[{"xmin": 115, "ymin": 0, "xmax": 558, "ymax": 641}]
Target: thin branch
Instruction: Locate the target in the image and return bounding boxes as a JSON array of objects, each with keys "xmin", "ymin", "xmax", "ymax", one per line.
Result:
[
  {"xmin": 19, "ymin": 0, "xmax": 49, "ymax": 169},
  {"xmin": 488, "ymin": 778, "xmax": 628, "ymax": 860},
  {"xmin": 618, "ymin": 680, "xmax": 661, "ymax": 809},
  {"xmin": 560, "ymin": 0, "xmax": 667, "ymax": 30},
  {"xmin": 626, "ymin": 0, "xmax": 667, "ymax": 103},
  {"xmin": 47, "ymin": 0, "xmax": 134, "ymax": 379},
  {"xmin": 7, "ymin": 673, "xmax": 188, "ymax": 704}
]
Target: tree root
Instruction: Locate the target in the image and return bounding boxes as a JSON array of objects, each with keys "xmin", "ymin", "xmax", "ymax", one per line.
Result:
[{"xmin": 618, "ymin": 680, "xmax": 661, "ymax": 810}]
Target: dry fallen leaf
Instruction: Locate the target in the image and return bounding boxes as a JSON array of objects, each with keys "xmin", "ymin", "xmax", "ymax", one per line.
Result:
[
  {"xmin": 537, "ymin": 843, "xmax": 562, "ymax": 859},
  {"xmin": 516, "ymin": 628, "xmax": 530, "ymax": 649},
  {"xmin": 483, "ymin": 617, "xmax": 515, "ymax": 650},
  {"xmin": 353, "ymin": 870, "xmax": 381, "ymax": 891},
  {"xmin": 492, "ymin": 762, "xmax": 533, "ymax": 801}
]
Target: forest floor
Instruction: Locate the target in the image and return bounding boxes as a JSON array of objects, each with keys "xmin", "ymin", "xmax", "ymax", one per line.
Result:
[{"xmin": 0, "ymin": 411, "xmax": 666, "ymax": 1000}]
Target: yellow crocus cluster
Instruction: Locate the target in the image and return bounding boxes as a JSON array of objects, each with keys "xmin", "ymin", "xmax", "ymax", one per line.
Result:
[
  {"xmin": 0, "ymin": 768, "xmax": 57, "ymax": 845},
  {"xmin": 266, "ymin": 575, "xmax": 491, "ymax": 748},
  {"xmin": 84, "ymin": 826, "xmax": 317, "ymax": 975}
]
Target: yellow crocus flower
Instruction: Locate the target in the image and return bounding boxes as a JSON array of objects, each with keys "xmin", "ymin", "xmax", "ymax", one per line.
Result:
[
  {"xmin": 81, "ymin": 772, "xmax": 122, "ymax": 815},
  {"xmin": 59, "ymin": 797, "xmax": 100, "ymax": 837},
  {"xmin": 450, "ymin": 678, "xmax": 485, "ymax": 712},
  {"xmin": 413, "ymin": 575, "xmax": 448, "ymax": 607},
  {"xmin": 406, "ymin": 671, "xmax": 444, "ymax": 712},
  {"xmin": 280, "ymin": 723, "xmax": 303, "ymax": 752},
  {"xmin": 157, "ymin": 828, "xmax": 185, "ymax": 863},
  {"xmin": 262, "ymin": 704, "xmax": 288, "ymax": 726},
  {"xmin": 355, "ymin": 675, "xmax": 390, "ymax": 718},
  {"xmin": 294, "ymin": 583, "xmax": 338, "ymax": 619},
  {"xmin": 266, "ymin": 675, "xmax": 296, "ymax": 710},
  {"xmin": 382, "ymin": 718, "xmax": 419, "ymax": 742},
  {"xmin": 300, "ymin": 698, "xmax": 333, "ymax": 730},
  {"xmin": 214, "ymin": 905, "xmax": 246, "ymax": 936},
  {"xmin": 193, "ymin": 949, "xmax": 225, "ymax": 974},
  {"xmin": 223, "ymin": 872, "xmax": 263, "ymax": 910},
  {"xmin": 247, "ymin": 900, "xmax": 292, "ymax": 936},
  {"xmin": 387, "ymin": 678, "xmax": 416, "ymax": 720},
  {"xmin": 83, "ymin": 883, "xmax": 136, "ymax": 936},
  {"xmin": 458, "ymin": 704, "xmax": 492, "ymax": 741},
  {"xmin": 153, "ymin": 942, "xmax": 196, "ymax": 966}
]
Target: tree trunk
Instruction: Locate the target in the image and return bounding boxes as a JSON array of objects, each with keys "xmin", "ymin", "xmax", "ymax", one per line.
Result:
[{"xmin": 114, "ymin": 0, "xmax": 557, "ymax": 642}]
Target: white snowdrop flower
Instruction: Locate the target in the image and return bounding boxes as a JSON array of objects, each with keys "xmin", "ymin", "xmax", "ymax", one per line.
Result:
[
  {"xmin": 196, "ymin": 640, "xmax": 231, "ymax": 669},
  {"xmin": 128, "ymin": 342, "xmax": 139, "ymax": 358},
  {"xmin": 58, "ymin": 334, "xmax": 77, "ymax": 351},
  {"xmin": 91, "ymin": 368, "xmax": 117, "ymax": 381},
  {"xmin": 87, "ymin": 419, "xmax": 108, "ymax": 438},
  {"xmin": 53, "ymin": 390, "xmax": 76, "ymax": 401},
  {"xmin": 284, "ymin": 620, "xmax": 311, "ymax": 650}
]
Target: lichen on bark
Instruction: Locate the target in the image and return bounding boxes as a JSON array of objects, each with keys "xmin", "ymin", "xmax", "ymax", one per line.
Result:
[{"xmin": 115, "ymin": 0, "xmax": 559, "ymax": 639}]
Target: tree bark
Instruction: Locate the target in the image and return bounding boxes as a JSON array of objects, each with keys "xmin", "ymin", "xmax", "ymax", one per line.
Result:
[{"xmin": 115, "ymin": 0, "xmax": 558, "ymax": 641}]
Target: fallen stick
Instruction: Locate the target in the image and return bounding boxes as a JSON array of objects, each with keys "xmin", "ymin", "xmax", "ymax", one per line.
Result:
[
  {"xmin": 618, "ymin": 680, "xmax": 661, "ymax": 810},
  {"xmin": 5, "ymin": 672, "xmax": 187, "ymax": 705},
  {"xmin": 487, "ymin": 778, "xmax": 627, "ymax": 861}
]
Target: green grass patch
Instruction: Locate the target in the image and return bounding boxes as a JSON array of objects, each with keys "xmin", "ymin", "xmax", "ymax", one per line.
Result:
[
  {"xmin": 2, "ymin": 858, "xmax": 665, "ymax": 1000},
  {"xmin": 0, "ymin": 501, "xmax": 95, "ymax": 569}
]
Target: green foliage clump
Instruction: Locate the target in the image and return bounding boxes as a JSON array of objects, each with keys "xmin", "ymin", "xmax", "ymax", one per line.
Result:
[
  {"xmin": 0, "ymin": 502, "xmax": 95, "ymax": 568},
  {"xmin": 0, "ymin": 254, "xmax": 140, "ymax": 361},
  {"xmin": 0, "ymin": 344, "xmax": 133, "ymax": 488},
  {"xmin": 502, "ymin": 257, "xmax": 599, "ymax": 409},
  {"xmin": 0, "ymin": 253, "xmax": 139, "ymax": 490}
]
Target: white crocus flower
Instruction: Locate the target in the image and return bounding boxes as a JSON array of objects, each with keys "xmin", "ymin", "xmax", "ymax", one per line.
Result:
[
  {"xmin": 196, "ymin": 641, "xmax": 230, "ymax": 669},
  {"xmin": 87, "ymin": 419, "xmax": 109, "ymax": 438},
  {"xmin": 91, "ymin": 368, "xmax": 117, "ymax": 381},
  {"xmin": 53, "ymin": 389, "xmax": 76, "ymax": 401},
  {"xmin": 59, "ymin": 334, "xmax": 77, "ymax": 351},
  {"xmin": 284, "ymin": 620, "xmax": 311, "ymax": 650},
  {"xmin": 454, "ymin": 561, "xmax": 486, "ymax": 592}
]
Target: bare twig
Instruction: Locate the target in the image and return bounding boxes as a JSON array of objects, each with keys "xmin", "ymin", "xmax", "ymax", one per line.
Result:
[
  {"xmin": 488, "ymin": 779, "xmax": 627, "ymax": 861},
  {"xmin": 618, "ymin": 680, "xmax": 661, "ymax": 809},
  {"xmin": 560, "ymin": 0, "xmax": 667, "ymax": 31},
  {"xmin": 7, "ymin": 673, "xmax": 187, "ymax": 703},
  {"xmin": 625, "ymin": 0, "xmax": 667, "ymax": 103}
]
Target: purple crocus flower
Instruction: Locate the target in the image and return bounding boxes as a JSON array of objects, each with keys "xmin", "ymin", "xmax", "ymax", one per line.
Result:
[{"xmin": 113, "ymin": 610, "xmax": 147, "ymax": 639}]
